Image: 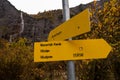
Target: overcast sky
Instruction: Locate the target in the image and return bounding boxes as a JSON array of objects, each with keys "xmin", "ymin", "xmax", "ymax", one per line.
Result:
[{"xmin": 8, "ymin": 0, "xmax": 96, "ymax": 14}]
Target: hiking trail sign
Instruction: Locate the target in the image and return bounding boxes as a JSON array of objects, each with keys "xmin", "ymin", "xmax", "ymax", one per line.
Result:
[
  {"xmin": 34, "ymin": 9, "xmax": 112, "ymax": 62},
  {"xmin": 48, "ymin": 9, "xmax": 90, "ymax": 41},
  {"xmin": 34, "ymin": 39, "xmax": 112, "ymax": 62}
]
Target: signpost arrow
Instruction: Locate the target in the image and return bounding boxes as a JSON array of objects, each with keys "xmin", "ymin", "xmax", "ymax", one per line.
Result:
[
  {"xmin": 34, "ymin": 39, "xmax": 112, "ymax": 62},
  {"xmin": 48, "ymin": 8, "xmax": 90, "ymax": 41}
]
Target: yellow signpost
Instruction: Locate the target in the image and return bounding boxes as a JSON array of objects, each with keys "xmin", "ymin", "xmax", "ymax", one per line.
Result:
[
  {"xmin": 34, "ymin": 39, "xmax": 112, "ymax": 62},
  {"xmin": 48, "ymin": 9, "xmax": 90, "ymax": 41}
]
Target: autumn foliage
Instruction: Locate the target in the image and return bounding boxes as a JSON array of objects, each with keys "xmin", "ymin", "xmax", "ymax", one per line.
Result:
[{"xmin": 0, "ymin": 0, "xmax": 120, "ymax": 80}]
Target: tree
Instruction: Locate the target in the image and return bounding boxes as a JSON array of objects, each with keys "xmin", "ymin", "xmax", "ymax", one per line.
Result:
[
  {"xmin": 74, "ymin": 0, "xmax": 120, "ymax": 80},
  {"xmin": 89, "ymin": 0, "xmax": 120, "ymax": 80},
  {"xmin": 0, "ymin": 38, "xmax": 35, "ymax": 80}
]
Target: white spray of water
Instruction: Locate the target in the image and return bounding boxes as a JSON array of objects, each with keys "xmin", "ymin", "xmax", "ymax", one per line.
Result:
[
  {"xmin": 20, "ymin": 11, "xmax": 24, "ymax": 34},
  {"xmin": 9, "ymin": 11, "xmax": 24, "ymax": 42}
]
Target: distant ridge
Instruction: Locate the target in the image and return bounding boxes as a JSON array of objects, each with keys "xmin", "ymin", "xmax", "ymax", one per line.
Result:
[{"xmin": 0, "ymin": 0, "xmax": 109, "ymax": 41}]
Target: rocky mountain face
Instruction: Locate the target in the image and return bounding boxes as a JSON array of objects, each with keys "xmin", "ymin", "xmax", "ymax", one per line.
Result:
[
  {"xmin": 0, "ymin": 0, "xmax": 59, "ymax": 41},
  {"xmin": 0, "ymin": 0, "xmax": 109, "ymax": 42},
  {"xmin": 0, "ymin": 0, "xmax": 20, "ymax": 39}
]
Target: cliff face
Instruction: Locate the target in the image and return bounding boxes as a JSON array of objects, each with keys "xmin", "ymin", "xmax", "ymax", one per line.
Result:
[
  {"xmin": 0, "ymin": 0, "xmax": 57, "ymax": 41},
  {"xmin": 0, "ymin": 0, "xmax": 19, "ymax": 17},
  {"xmin": 0, "ymin": 0, "xmax": 109, "ymax": 41},
  {"xmin": 0, "ymin": 0, "xmax": 20, "ymax": 39}
]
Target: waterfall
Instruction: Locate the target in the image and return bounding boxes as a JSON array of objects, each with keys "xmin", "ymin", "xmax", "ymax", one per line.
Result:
[
  {"xmin": 20, "ymin": 11, "xmax": 24, "ymax": 34},
  {"xmin": 9, "ymin": 11, "xmax": 24, "ymax": 42},
  {"xmin": 9, "ymin": 35, "xmax": 12, "ymax": 42}
]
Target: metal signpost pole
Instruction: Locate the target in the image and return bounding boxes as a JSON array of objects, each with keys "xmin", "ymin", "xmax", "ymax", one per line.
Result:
[{"xmin": 62, "ymin": 0, "xmax": 75, "ymax": 80}]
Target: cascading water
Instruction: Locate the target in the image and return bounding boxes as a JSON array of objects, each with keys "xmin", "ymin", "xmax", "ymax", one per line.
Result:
[
  {"xmin": 20, "ymin": 11, "xmax": 24, "ymax": 34},
  {"xmin": 9, "ymin": 11, "xmax": 24, "ymax": 42}
]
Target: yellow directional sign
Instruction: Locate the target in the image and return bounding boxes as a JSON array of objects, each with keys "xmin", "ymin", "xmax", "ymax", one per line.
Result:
[
  {"xmin": 48, "ymin": 8, "xmax": 90, "ymax": 41},
  {"xmin": 34, "ymin": 39, "xmax": 112, "ymax": 62}
]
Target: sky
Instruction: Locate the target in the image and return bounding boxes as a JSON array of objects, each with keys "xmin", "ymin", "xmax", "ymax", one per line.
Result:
[{"xmin": 8, "ymin": 0, "xmax": 95, "ymax": 14}]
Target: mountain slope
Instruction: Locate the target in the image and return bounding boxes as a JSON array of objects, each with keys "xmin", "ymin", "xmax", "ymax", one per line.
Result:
[{"xmin": 0, "ymin": 0, "xmax": 110, "ymax": 41}]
